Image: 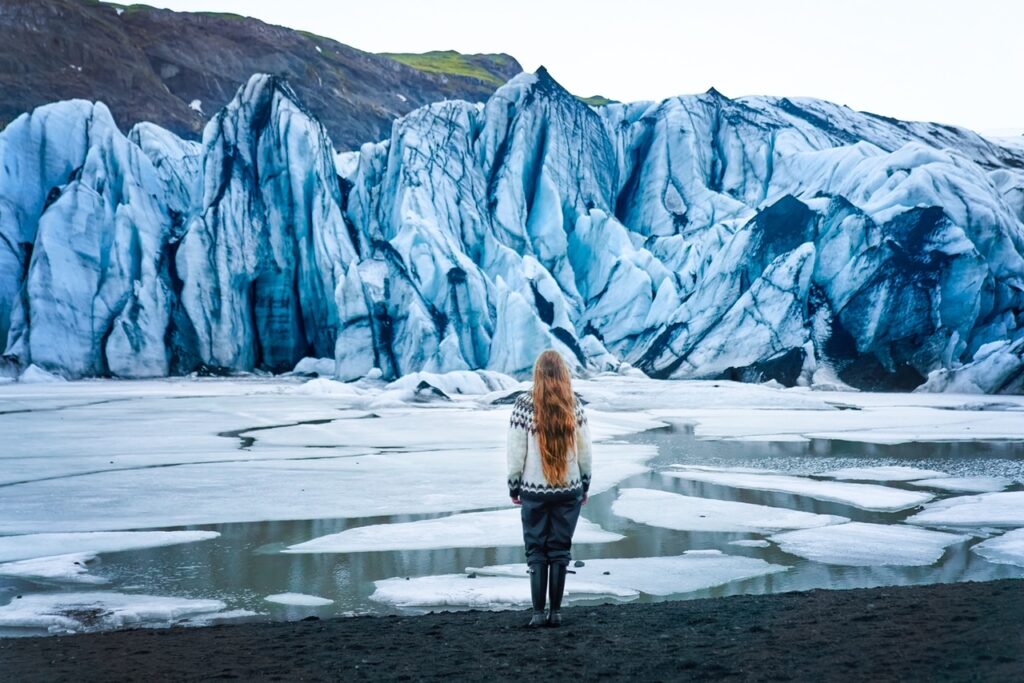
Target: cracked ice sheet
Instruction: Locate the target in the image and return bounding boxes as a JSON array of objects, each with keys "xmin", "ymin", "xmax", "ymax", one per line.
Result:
[
  {"xmin": 662, "ymin": 469, "xmax": 934, "ymax": 511},
  {"xmin": 972, "ymin": 528, "xmax": 1024, "ymax": 568},
  {"xmin": 770, "ymin": 523, "xmax": 969, "ymax": 566},
  {"xmin": 371, "ymin": 575, "xmax": 638, "ymax": 609},
  {"xmin": 0, "ymin": 531, "xmax": 220, "ymax": 562},
  {"xmin": 250, "ymin": 406, "xmax": 665, "ymax": 450},
  {"xmin": 0, "ymin": 592, "xmax": 234, "ymax": 633},
  {"xmin": 612, "ymin": 488, "xmax": 848, "ymax": 533},
  {"xmin": 823, "ymin": 466, "xmax": 948, "ymax": 481},
  {"xmin": 0, "ymin": 444, "xmax": 657, "ymax": 534},
  {"xmin": 906, "ymin": 492, "xmax": 1024, "ymax": 528},
  {"xmin": 284, "ymin": 508, "xmax": 622, "ymax": 553},
  {"xmin": 0, "ymin": 553, "xmax": 106, "ymax": 584},
  {"xmin": 466, "ymin": 551, "xmax": 789, "ymax": 597},
  {"xmin": 0, "ymin": 382, "xmax": 372, "ymax": 485}
]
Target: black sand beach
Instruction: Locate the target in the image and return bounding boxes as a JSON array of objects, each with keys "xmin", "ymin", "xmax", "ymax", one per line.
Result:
[{"xmin": 2, "ymin": 579, "xmax": 1022, "ymax": 682}]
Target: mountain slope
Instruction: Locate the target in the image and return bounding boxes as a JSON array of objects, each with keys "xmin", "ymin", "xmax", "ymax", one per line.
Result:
[
  {"xmin": 2, "ymin": 69, "xmax": 1023, "ymax": 392},
  {"xmin": 0, "ymin": 0, "xmax": 521, "ymax": 150}
]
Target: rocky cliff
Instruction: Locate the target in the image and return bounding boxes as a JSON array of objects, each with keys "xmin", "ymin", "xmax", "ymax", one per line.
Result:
[{"xmin": 0, "ymin": 0, "xmax": 520, "ymax": 150}]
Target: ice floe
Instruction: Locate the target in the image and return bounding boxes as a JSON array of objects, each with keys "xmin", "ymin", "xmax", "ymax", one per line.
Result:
[
  {"xmin": 264, "ymin": 593, "xmax": 334, "ymax": 607},
  {"xmin": 284, "ymin": 508, "xmax": 622, "ymax": 553},
  {"xmin": 0, "ymin": 592, "xmax": 230, "ymax": 633},
  {"xmin": 0, "ymin": 531, "xmax": 220, "ymax": 562},
  {"xmin": 908, "ymin": 477, "xmax": 1013, "ymax": 493},
  {"xmin": 467, "ymin": 551, "xmax": 789, "ymax": 597},
  {"xmin": 372, "ymin": 550, "xmax": 789, "ymax": 609},
  {"xmin": 729, "ymin": 540, "xmax": 771, "ymax": 548},
  {"xmin": 906, "ymin": 492, "xmax": 1024, "ymax": 528},
  {"xmin": 0, "ymin": 553, "xmax": 105, "ymax": 584},
  {"xmin": 662, "ymin": 469, "xmax": 934, "ymax": 511},
  {"xmin": 972, "ymin": 528, "xmax": 1024, "ymax": 568},
  {"xmin": 611, "ymin": 488, "xmax": 848, "ymax": 533},
  {"xmin": 371, "ymin": 575, "xmax": 637, "ymax": 608},
  {"xmin": 823, "ymin": 465, "xmax": 947, "ymax": 481},
  {"xmin": 769, "ymin": 522, "xmax": 969, "ymax": 566}
]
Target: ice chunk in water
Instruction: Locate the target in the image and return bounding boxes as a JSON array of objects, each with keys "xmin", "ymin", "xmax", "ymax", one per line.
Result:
[
  {"xmin": 370, "ymin": 575, "xmax": 638, "ymax": 608},
  {"xmin": 285, "ymin": 508, "xmax": 622, "ymax": 553},
  {"xmin": 909, "ymin": 477, "xmax": 1012, "ymax": 493},
  {"xmin": 823, "ymin": 465, "xmax": 947, "ymax": 481},
  {"xmin": 612, "ymin": 488, "xmax": 848, "ymax": 532},
  {"xmin": 770, "ymin": 522, "xmax": 969, "ymax": 566},
  {"xmin": 0, "ymin": 553, "xmax": 106, "ymax": 584},
  {"xmin": 972, "ymin": 528, "xmax": 1024, "ymax": 568},
  {"xmin": 0, "ymin": 531, "xmax": 220, "ymax": 562},
  {"xmin": 468, "ymin": 551, "xmax": 789, "ymax": 597},
  {"xmin": 906, "ymin": 492, "xmax": 1024, "ymax": 528},
  {"xmin": 729, "ymin": 540, "xmax": 771, "ymax": 548},
  {"xmin": 264, "ymin": 593, "xmax": 334, "ymax": 606},
  {"xmin": 0, "ymin": 592, "xmax": 228, "ymax": 633},
  {"xmin": 663, "ymin": 469, "xmax": 934, "ymax": 511}
]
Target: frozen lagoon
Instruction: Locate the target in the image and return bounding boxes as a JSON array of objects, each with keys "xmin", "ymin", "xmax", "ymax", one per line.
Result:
[{"xmin": 1, "ymin": 373, "xmax": 1023, "ymax": 634}]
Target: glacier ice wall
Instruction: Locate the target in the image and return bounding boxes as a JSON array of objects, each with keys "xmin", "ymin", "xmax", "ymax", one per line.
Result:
[{"xmin": 1, "ymin": 69, "xmax": 1022, "ymax": 391}]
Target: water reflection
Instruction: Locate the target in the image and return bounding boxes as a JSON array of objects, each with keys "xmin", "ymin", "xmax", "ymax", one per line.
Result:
[{"xmin": 2, "ymin": 426, "xmax": 1023, "ymax": 629}]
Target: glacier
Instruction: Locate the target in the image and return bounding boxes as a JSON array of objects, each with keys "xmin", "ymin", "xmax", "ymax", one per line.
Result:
[{"xmin": 2, "ymin": 69, "xmax": 1023, "ymax": 391}]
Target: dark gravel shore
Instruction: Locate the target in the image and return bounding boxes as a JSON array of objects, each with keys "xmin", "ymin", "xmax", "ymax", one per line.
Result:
[{"xmin": 2, "ymin": 579, "xmax": 1022, "ymax": 682}]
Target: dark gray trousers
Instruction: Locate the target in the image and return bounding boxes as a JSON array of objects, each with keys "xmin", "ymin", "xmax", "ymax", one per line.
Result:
[{"xmin": 520, "ymin": 496, "xmax": 583, "ymax": 566}]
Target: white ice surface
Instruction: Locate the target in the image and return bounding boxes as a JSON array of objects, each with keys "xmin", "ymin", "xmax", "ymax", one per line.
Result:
[
  {"xmin": 371, "ymin": 574, "xmax": 638, "ymax": 608},
  {"xmin": 823, "ymin": 465, "xmax": 947, "ymax": 481},
  {"xmin": 0, "ymin": 553, "xmax": 105, "ymax": 584},
  {"xmin": 467, "ymin": 551, "xmax": 789, "ymax": 597},
  {"xmin": 909, "ymin": 477, "xmax": 1013, "ymax": 493},
  {"xmin": 1, "ymin": 377, "xmax": 1021, "ymax": 539},
  {"xmin": 0, "ymin": 442, "xmax": 656, "ymax": 534},
  {"xmin": 264, "ymin": 593, "xmax": 334, "ymax": 606},
  {"xmin": 769, "ymin": 522, "xmax": 968, "ymax": 566},
  {"xmin": 906, "ymin": 492, "xmax": 1024, "ymax": 528},
  {"xmin": 0, "ymin": 592, "xmax": 228, "ymax": 633},
  {"xmin": 284, "ymin": 508, "xmax": 622, "ymax": 553},
  {"xmin": 972, "ymin": 528, "xmax": 1024, "ymax": 568},
  {"xmin": 611, "ymin": 488, "xmax": 848, "ymax": 533},
  {"xmin": 0, "ymin": 531, "xmax": 220, "ymax": 562},
  {"xmin": 729, "ymin": 540, "xmax": 771, "ymax": 548},
  {"xmin": 663, "ymin": 469, "xmax": 934, "ymax": 511}
]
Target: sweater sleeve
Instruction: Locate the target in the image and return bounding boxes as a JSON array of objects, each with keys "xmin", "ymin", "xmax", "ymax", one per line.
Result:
[
  {"xmin": 576, "ymin": 404, "xmax": 593, "ymax": 494},
  {"xmin": 506, "ymin": 397, "xmax": 529, "ymax": 498}
]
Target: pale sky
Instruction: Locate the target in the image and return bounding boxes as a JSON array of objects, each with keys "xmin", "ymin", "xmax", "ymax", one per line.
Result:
[{"xmin": 132, "ymin": 0, "xmax": 1021, "ymax": 133}]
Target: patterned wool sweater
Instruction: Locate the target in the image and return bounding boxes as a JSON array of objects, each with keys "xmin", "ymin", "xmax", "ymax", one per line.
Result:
[{"xmin": 506, "ymin": 391, "xmax": 593, "ymax": 501}]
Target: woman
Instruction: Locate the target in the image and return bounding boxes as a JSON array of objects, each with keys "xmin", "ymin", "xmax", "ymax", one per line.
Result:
[{"xmin": 506, "ymin": 349, "xmax": 593, "ymax": 627}]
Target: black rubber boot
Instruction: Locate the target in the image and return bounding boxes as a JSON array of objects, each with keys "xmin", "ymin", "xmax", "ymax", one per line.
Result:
[
  {"xmin": 547, "ymin": 562, "xmax": 567, "ymax": 627},
  {"xmin": 527, "ymin": 563, "xmax": 548, "ymax": 627}
]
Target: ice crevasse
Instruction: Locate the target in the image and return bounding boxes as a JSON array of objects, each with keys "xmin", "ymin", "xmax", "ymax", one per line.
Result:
[{"xmin": 1, "ymin": 68, "xmax": 1023, "ymax": 392}]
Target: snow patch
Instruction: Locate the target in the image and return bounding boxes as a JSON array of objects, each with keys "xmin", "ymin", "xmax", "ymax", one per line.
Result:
[
  {"xmin": 0, "ymin": 531, "xmax": 220, "ymax": 563},
  {"xmin": 0, "ymin": 553, "xmax": 106, "ymax": 584},
  {"xmin": 264, "ymin": 592, "xmax": 333, "ymax": 606},
  {"xmin": 0, "ymin": 592, "xmax": 228, "ymax": 634},
  {"xmin": 972, "ymin": 528, "xmax": 1024, "ymax": 568},
  {"xmin": 612, "ymin": 488, "xmax": 848, "ymax": 533},
  {"xmin": 906, "ymin": 492, "xmax": 1024, "ymax": 528},
  {"xmin": 823, "ymin": 465, "xmax": 947, "ymax": 481},
  {"xmin": 662, "ymin": 468, "xmax": 934, "ymax": 511},
  {"xmin": 770, "ymin": 522, "xmax": 968, "ymax": 566},
  {"xmin": 284, "ymin": 508, "xmax": 622, "ymax": 553}
]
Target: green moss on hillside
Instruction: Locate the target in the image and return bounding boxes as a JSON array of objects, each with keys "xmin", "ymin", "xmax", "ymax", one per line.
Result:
[
  {"xmin": 578, "ymin": 95, "xmax": 615, "ymax": 107},
  {"xmin": 381, "ymin": 51, "xmax": 507, "ymax": 86}
]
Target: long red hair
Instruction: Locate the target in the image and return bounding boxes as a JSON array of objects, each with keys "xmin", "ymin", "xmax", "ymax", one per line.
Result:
[{"xmin": 533, "ymin": 350, "xmax": 577, "ymax": 487}]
